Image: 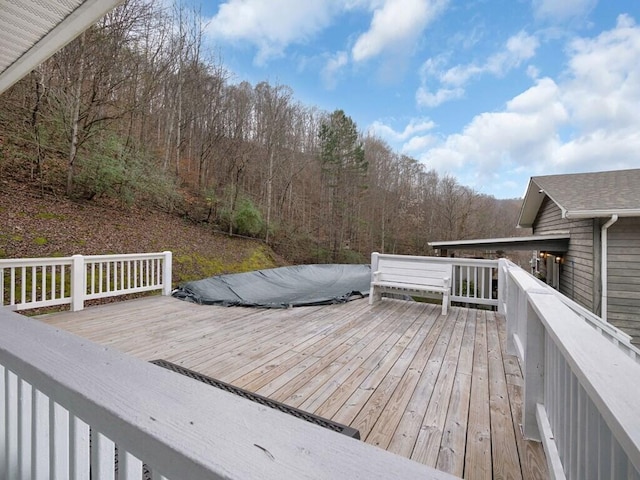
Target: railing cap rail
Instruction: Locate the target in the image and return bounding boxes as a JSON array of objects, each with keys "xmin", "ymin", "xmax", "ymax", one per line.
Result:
[
  {"xmin": 83, "ymin": 252, "xmax": 169, "ymax": 261},
  {"xmin": 0, "ymin": 257, "xmax": 73, "ymax": 266},
  {"xmin": 374, "ymin": 253, "xmax": 499, "ymax": 267}
]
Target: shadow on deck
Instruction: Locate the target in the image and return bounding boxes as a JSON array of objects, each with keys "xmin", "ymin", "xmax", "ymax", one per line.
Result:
[{"xmin": 38, "ymin": 295, "xmax": 548, "ymax": 479}]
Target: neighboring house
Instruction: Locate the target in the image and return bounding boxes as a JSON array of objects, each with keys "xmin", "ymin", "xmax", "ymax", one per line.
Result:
[{"xmin": 431, "ymin": 168, "xmax": 640, "ymax": 343}]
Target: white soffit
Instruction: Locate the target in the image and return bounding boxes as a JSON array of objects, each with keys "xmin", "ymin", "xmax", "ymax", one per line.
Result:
[{"xmin": 0, "ymin": 0, "xmax": 124, "ymax": 95}]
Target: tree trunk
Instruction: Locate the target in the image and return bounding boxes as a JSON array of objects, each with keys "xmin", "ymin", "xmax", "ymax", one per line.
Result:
[
  {"xmin": 67, "ymin": 32, "xmax": 86, "ymax": 197},
  {"xmin": 265, "ymin": 147, "xmax": 274, "ymax": 244}
]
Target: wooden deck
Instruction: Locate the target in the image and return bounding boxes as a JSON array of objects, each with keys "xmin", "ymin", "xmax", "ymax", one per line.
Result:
[{"xmin": 38, "ymin": 296, "xmax": 548, "ymax": 479}]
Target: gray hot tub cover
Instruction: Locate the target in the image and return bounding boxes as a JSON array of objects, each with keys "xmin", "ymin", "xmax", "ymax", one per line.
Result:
[{"xmin": 172, "ymin": 264, "xmax": 371, "ymax": 308}]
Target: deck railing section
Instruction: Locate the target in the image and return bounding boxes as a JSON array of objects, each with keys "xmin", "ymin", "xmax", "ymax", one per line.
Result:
[
  {"xmin": 0, "ymin": 258, "xmax": 73, "ymax": 311},
  {"xmin": 0, "ymin": 308, "xmax": 455, "ymax": 480},
  {"xmin": 552, "ymin": 286, "xmax": 638, "ymax": 361},
  {"xmin": 500, "ymin": 258, "xmax": 640, "ymax": 480},
  {"xmin": 499, "ymin": 260, "xmax": 639, "ymax": 363},
  {"xmin": 371, "ymin": 253, "xmax": 499, "ymax": 308},
  {"xmin": 448, "ymin": 257, "xmax": 498, "ymax": 307},
  {"xmin": 0, "ymin": 252, "xmax": 172, "ymax": 312}
]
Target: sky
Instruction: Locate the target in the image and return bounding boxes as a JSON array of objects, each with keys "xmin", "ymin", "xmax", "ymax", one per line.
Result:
[{"xmin": 184, "ymin": 0, "xmax": 640, "ymax": 199}]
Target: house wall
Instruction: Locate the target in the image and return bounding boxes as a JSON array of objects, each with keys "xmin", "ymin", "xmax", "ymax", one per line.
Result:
[
  {"xmin": 607, "ymin": 217, "xmax": 640, "ymax": 344},
  {"xmin": 533, "ymin": 197, "xmax": 597, "ymax": 312}
]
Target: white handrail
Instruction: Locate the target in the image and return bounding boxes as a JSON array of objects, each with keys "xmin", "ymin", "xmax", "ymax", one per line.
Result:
[
  {"xmin": 499, "ymin": 258, "xmax": 639, "ymax": 362},
  {"xmin": 0, "ymin": 308, "xmax": 457, "ymax": 480},
  {"xmin": 1, "ymin": 252, "xmax": 172, "ymax": 311},
  {"xmin": 502, "ymin": 260, "xmax": 640, "ymax": 478}
]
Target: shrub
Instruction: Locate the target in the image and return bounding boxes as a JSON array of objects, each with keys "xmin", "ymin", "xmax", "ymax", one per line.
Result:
[
  {"xmin": 74, "ymin": 133, "xmax": 181, "ymax": 209},
  {"xmin": 74, "ymin": 134, "xmax": 128, "ymax": 202},
  {"xmin": 232, "ymin": 197, "xmax": 264, "ymax": 237}
]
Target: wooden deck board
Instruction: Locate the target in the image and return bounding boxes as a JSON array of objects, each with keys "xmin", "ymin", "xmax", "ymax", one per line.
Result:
[
  {"xmin": 365, "ymin": 307, "xmax": 450, "ymax": 450},
  {"xmin": 411, "ymin": 308, "xmax": 468, "ymax": 466},
  {"xmin": 436, "ymin": 308, "xmax": 476, "ymax": 477},
  {"xmin": 487, "ymin": 310, "xmax": 523, "ymax": 480},
  {"xmin": 37, "ymin": 295, "xmax": 547, "ymax": 479},
  {"xmin": 465, "ymin": 309, "xmax": 492, "ymax": 480}
]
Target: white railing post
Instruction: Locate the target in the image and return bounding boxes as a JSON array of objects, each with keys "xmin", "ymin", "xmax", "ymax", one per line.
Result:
[
  {"xmin": 71, "ymin": 255, "xmax": 85, "ymax": 312},
  {"xmin": 497, "ymin": 259, "xmax": 507, "ymax": 315},
  {"xmin": 371, "ymin": 252, "xmax": 379, "ymax": 276},
  {"xmin": 162, "ymin": 251, "xmax": 173, "ymax": 296},
  {"xmin": 505, "ymin": 269, "xmax": 519, "ymax": 357},
  {"xmin": 522, "ymin": 292, "xmax": 549, "ymax": 441},
  {"xmin": 369, "ymin": 252, "xmax": 380, "ymax": 304}
]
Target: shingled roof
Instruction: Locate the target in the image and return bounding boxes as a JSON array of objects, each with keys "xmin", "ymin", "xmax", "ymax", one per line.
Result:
[{"xmin": 518, "ymin": 168, "xmax": 640, "ymax": 228}]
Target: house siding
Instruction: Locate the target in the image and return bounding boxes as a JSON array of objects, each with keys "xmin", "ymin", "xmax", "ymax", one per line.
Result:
[
  {"xmin": 533, "ymin": 197, "xmax": 596, "ymax": 312},
  {"xmin": 607, "ymin": 217, "xmax": 640, "ymax": 344}
]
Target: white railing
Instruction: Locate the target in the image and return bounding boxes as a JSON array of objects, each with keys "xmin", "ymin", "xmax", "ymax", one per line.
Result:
[
  {"xmin": 448, "ymin": 257, "xmax": 498, "ymax": 306},
  {"xmin": 0, "ymin": 308, "xmax": 457, "ymax": 480},
  {"xmin": 370, "ymin": 254, "xmax": 499, "ymax": 308},
  {"xmin": 500, "ymin": 258, "xmax": 640, "ymax": 480},
  {"xmin": 498, "ymin": 259, "xmax": 639, "ymax": 363},
  {"xmin": 0, "ymin": 252, "xmax": 172, "ymax": 312}
]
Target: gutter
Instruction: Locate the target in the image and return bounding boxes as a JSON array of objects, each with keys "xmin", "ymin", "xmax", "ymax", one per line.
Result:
[
  {"xmin": 601, "ymin": 215, "xmax": 618, "ymax": 322},
  {"xmin": 565, "ymin": 208, "xmax": 640, "ymax": 219}
]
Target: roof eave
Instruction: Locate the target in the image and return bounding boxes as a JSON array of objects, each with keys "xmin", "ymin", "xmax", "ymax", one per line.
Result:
[
  {"xmin": 0, "ymin": 0, "xmax": 125, "ymax": 95},
  {"xmin": 429, "ymin": 233, "xmax": 570, "ymax": 252},
  {"xmin": 516, "ymin": 178, "xmax": 545, "ymax": 228}
]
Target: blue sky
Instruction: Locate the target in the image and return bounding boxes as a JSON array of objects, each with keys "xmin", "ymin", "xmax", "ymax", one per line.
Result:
[{"xmin": 185, "ymin": 0, "xmax": 640, "ymax": 199}]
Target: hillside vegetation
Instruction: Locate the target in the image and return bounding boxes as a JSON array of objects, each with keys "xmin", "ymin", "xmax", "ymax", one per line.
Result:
[
  {"xmin": 0, "ymin": 179, "xmax": 282, "ymax": 285},
  {"xmin": 0, "ymin": 0, "xmax": 527, "ymax": 268}
]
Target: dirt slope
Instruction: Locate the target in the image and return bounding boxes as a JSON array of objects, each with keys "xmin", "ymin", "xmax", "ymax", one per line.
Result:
[{"xmin": 0, "ymin": 179, "xmax": 283, "ymax": 285}]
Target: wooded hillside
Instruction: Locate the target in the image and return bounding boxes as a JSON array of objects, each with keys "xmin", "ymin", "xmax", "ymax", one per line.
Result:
[{"xmin": 0, "ymin": 0, "xmax": 526, "ymax": 264}]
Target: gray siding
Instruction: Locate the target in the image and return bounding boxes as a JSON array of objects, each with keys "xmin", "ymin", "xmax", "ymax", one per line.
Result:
[
  {"xmin": 532, "ymin": 196, "xmax": 564, "ymax": 233},
  {"xmin": 607, "ymin": 217, "xmax": 640, "ymax": 344},
  {"xmin": 533, "ymin": 197, "xmax": 596, "ymax": 312}
]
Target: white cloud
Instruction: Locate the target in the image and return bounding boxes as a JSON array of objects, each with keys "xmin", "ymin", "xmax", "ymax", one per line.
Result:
[
  {"xmin": 417, "ymin": 31, "xmax": 539, "ymax": 108},
  {"xmin": 352, "ymin": 0, "xmax": 448, "ymax": 62},
  {"xmin": 562, "ymin": 15, "xmax": 640, "ymax": 130},
  {"xmin": 416, "ymin": 86, "xmax": 464, "ymax": 107},
  {"xmin": 423, "ymin": 78, "xmax": 567, "ymax": 173},
  {"xmin": 443, "ymin": 31, "xmax": 539, "ymax": 85},
  {"xmin": 322, "ymin": 51, "xmax": 349, "ymax": 89},
  {"xmin": 439, "ymin": 64, "xmax": 482, "ymax": 87},
  {"xmin": 369, "ymin": 117, "xmax": 436, "ymax": 141},
  {"xmin": 526, "ymin": 65, "xmax": 540, "ymax": 79},
  {"xmin": 553, "ymin": 14, "xmax": 640, "ymax": 169},
  {"xmin": 532, "ymin": 0, "xmax": 596, "ymax": 22},
  {"xmin": 554, "ymin": 128, "xmax": 640, "ymax": 171},
  {"xmin": 402, "ymin": 134, "xmax": 438, "ymax": 153},
  {"xmin": 205, "ymin": 0, "xmax": 340, "ymax": 64},
  {"xmin": 205, "ymin": 0, "xmax": 448, "ymax": 83},
  {"xmin": 407, "ymin": 15, "xmax": 640, "ymax": 197},
  {"xmin": 410, "ymin": 76, "xmax": 569, "ymax": 192}
]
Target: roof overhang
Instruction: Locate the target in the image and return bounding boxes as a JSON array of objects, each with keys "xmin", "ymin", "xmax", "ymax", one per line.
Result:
[
  {"xmin": 516, "ymin": 178, "xmax": 567, "ymax": 228},
  {"xmin": 0, "ymin": 0, "xmax": 124, "ymax": 95},
  {"xmin": 429, "ymin": 234, "xmax": 570, "ymax": 253},
  {"xmin": 518, "ymin": 176, "xmax": 640, "ymax": 227}
]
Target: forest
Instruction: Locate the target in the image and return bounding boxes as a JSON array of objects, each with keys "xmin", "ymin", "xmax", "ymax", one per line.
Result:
[{"xmin": 0, "ymin": 0, "xmax": 526, "ymax": 264}]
